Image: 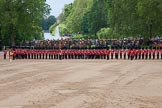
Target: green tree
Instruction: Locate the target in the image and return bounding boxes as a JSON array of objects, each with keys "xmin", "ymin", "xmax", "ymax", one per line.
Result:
[
  {"xmin": 41, "ymin": 15, "xmax": 56, "ymax": 31},
  {"xmin": 0, "ymin": 0, "xmax": 50, "ymax": 46},
  {"xmin": 66, "ymin": 0, "xmax": 93, "ymax": 34}
]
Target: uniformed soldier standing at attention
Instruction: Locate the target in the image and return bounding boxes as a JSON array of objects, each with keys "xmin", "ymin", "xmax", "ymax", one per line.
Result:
[
  {"xmin": 111, "ymin": 49, "xmax": 114, "ymax": 59},
  {"xmin": 48, "ymin": 50, "xmax": 51, "ymax": 59},
  {"xmin": 157, "ymin": 48, "xmax": 159, "ymax": 59},
  {"xmin": 123, "ymin": 48, "xmax": 127, "ymax": 60},
  {"xmin": 128, "ymin": 49, "xmax": 131, "ymax": 60},
  {"xmin": 42, "ymin": 50, "xmax": 45, "ymax": 59},
  {"xmin": 115, "ymin": 50, "xmax": 119, "ymax": 59},
  {"xmin": 59, "ymin": 49, "xmax": 62, "ymax": 60},
  {"xmin": 4, "ymin": 49, "xmax": 7, "ymax": 60},
  {"xmin": 135, "ymin": 49, "xmax": 138, "ymax": 60},
  {"xmin": 45, "ymin": 50, "xmax": 47, "ymax": 59},
  {"xmin": 161, "ymin": 47, "xmax": 162, "ymax": 59},
  {"xmin": 106, "ymin": 48, "xmax": 110, "ymax": 60},
  {"xmin": 138, "ymin": 49, "xmax": 141, "ymax": 60},
  {"xmin": 33, "ymin": 50, "xmax": 35, "ymax": 59},
  {"xmin": 120, "ymin": 49, "xmax": 122, "ymax": 59},
  {"xmin": 39, "ymin": 50, "xmax": 42, "ymax": 59},
  {"xmin": 145, "ymin": 48, "xmax": 148, "ymax": 60},
  {"xmin": 27, "ymin": 49, "xmax": 30, "ymax": 59},
  {"xmin": 130, "ymin": 49, "xmax": 134, "ymax": 60},
  {"xmin": 148, "ymin": 49, "xmax": 151, "ymax": 59},
  {"xmin": 31, "ymin": 50, "xmax": 34, "ymax": 59},
  {"xmin": 142, "ymin": 48, "xmax": 145, "ymax": 59},
  {"xmin": 152, "ymin": 48, "xmax": 155, "ymax": 59}
]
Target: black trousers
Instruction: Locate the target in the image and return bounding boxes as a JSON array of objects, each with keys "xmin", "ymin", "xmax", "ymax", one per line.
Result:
[
  {"xmin": 153, "ymin": 54, "xmax": 155, "ymax": 59},
  {"xmin": 59, "ymin": 55, "xmax": 62, "ymax": 60},
  {"xmin": 145, "ymin": 54, "xmax": 148, "ymax": 59},
  {"xmin": 107, "ymin": 55, "xmax": 109, "ymax": 60},
  {"xmin": 111, "ymin": 54, "xmax": 113, "ymax": 59},
  {"xmin": 120, "ymin": 54, "xmax": 122, "ymax": 59},
  {"xmin": 43, "ymin": 54, "xmax": 44, "ymax": 59},
  {"xmin": 149, "ymin": 54, "xmax": 151, "ymax": 59},
  {"xmin": 4, "ymin": 55, "xmax": 6, "ymax": 59},
  {"xmin": 142, "ymin": 54, "xmax": 144, "ymax": 59},
  {"xmin": 135, "ymin": 54, "xmax": 137, "ymax": 59},
  {"xmin": 28, "ymin": 54, "xmax": 30, "ymax": 59},
  {"xmin": 139, "ymin": 54, "xmax": 141, "ymax": 59},
  {"xmin": 31, "ymin": 54, "xmax": 33, "ymax": 59},
  {"xmin": 124, "ymin": 54, "xmax": 126, "ymax": 59},
  {"xmin": 131, "ymin": 55, "xmax": 134, "ymax": 60},
  {"xmin": 128, "ymin": 54, "xmax": 130, "ymax": 59},
  {"xmin": 157, "ymin": 54, "xmax": 159, "ymax": 59}
]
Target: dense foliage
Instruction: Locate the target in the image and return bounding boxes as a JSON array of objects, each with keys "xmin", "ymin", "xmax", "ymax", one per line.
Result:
[
  {"xmin": 0, "ymin": 0, "xmax": 50, "ymax": 46},
  {"xmin": 51, "ymin": 0, "xmax": 162, "ymax": 39},
  {"xmin": 41, "ymin": 15, "xmax": 56, "ymax": 31}
]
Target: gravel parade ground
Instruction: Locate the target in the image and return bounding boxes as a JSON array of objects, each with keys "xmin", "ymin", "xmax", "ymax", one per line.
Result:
[{"xmin": 0, "ymin": 54, "xmax": 162, "ymax": 108}]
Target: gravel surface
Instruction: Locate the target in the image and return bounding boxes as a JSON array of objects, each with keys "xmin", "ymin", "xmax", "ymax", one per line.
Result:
[{"xmin": 0, "ymin": 54, "xmax": 162, "ymax": 108}]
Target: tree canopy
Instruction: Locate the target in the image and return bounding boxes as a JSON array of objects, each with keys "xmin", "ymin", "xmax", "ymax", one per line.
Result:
[
  {"xmin": 41, "ymin": 15, "xmax": 57, "ymax": 31},
  {"xmin": 0, "ymin": 0, "xmax": 50, "ymax": 46},
  {"xmin": 50, "ymin": 0, "xmax": 162, "ymax": 39}
]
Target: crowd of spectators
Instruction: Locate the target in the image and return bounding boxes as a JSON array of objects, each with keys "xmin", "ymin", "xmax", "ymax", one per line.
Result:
[{"xmin": 18, "ymin": 37, "xmax": 162, "ymax": 50}]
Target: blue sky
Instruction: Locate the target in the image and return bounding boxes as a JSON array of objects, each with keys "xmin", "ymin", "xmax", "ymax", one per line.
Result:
[{"xmin": 46, "ymin": 0, "xmax": 74, "ymax": 17}]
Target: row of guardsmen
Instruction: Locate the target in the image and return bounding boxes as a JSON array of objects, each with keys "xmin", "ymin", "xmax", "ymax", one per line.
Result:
[{"xmin": 8, "ymin": 48, "xmax": 162, "ymax": 60}]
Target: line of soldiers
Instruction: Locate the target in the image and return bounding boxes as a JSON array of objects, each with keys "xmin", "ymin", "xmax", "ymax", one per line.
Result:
[{"xmin": 8, "ymin": 48, "xmax": 162, "ymax": 60}]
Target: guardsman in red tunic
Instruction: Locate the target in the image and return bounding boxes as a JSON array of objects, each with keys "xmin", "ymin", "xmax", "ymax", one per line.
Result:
[
  {"xmin": 142, "ymin": 49, "xmax": 145, "ymax": 59},
  {"xmin": 111, "ymin": 49, "xmax": 114, "ymax": 59},
  {"xmin": 145, "ymin": 49, "xmax": 148, "ymax": 60},
  {"xmin": 45, "ymin": 50, "xmax": 48, "ymax": 59},
  {"xmin": 4, "ymin": 49, "xmax": 7, "ymax": 59},
  {"xmin": 68, "ymin": 50, "xmax": 71, "ymax": 59},
  {"xmin": 25, "ymin": 50, "xmax": 27, "ymax": 59},
  {"xmin": 161, "ymin": 47, "xmax": 162, "ymax": 59},
  {"xmin": 48, "ymin": 50, "xmax": 51, "ymax": 59},
  {"xmin": 85, "ymin": 49, "xmax": 89, "ymax": 59},
  {"xmin": 148, "ymin": 49, "xmax": 151, "ymax": 59},
  {"xmin": 106, "ymin": 49, "xmax": 110, "ymax": 60},
  {"xmin": 115, "ymin": 50, "xmax": 119, "ymax": 59},
  {"xmin": 152, "ymin": 48, "xmax": 155, "ymax": 59},
  {"xmin": 36, "ymin": 50, "xmax": 39, "ymax": 59},
  {"xmin": 78, "ymin": 50, "xmax": 81, "ymax": 59},
  {"xmin": 96, "ymin": 50, "xmax": 99, "ymax": 59},
  {"xmin": 61, "ymin": 50, "xmax": 64, "ymax": 59},
  {"xmin": 157, "ymin": 48, "xmax": 160, "ymax": 59},
  {"xmin": 31, "ymin": 50, "xmax": 34, "ymax": 59},
  {"xmin": 75, "ymin": 50, "xmax": 78, "ymax": 59},
  {"xmin": 120, "ymin": 49, "xmax": 122, "ymax": 59},
  {"xmin": 130, "ymin": 50, "xmax": 134, "ymax": 60},
  {"xmin": 27, "ymin": 49, "xmax": 30, "ymax": 59},
  {"xmin": 103, "ymin": 49, "xmax": 106, "ymax": 59},
  {"xmin": 64, "ymin": 49, "xmax": 67, "ymax": 59},
  {"xmin": 39, "ymin": 50, "xmax": 42, "ymax": 59},
  {"xmin": 21, "ymin": 49, "xmax": 24, "ymax": 59},
  {"xmin": 59, "ymin": 49, "xmax": 62, "ymax": 60},
  {"xmin": 42, "ymin": 50, "xmax": 45, "ymax": 59},
  {"xmin": 34, "ymin": 50, "xmax": 36, "ymax": 59},
  {"xmin": 89, "ymin": 49, "xmax": 91, "ymax": 59},
  {"xmin": 135, "ymin": 49, "xmax": 138, "ymax": 60},
  {"xmin": 92, "ymin": 49, "xmax": 96, "ymax": 59},
  {"xmin": 123, "ymin": 49, "xmax": 127, "ymax": 60},
  {"xmin": 128, "ymin": 49, "xmax": 131, "ymax": 60}
]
